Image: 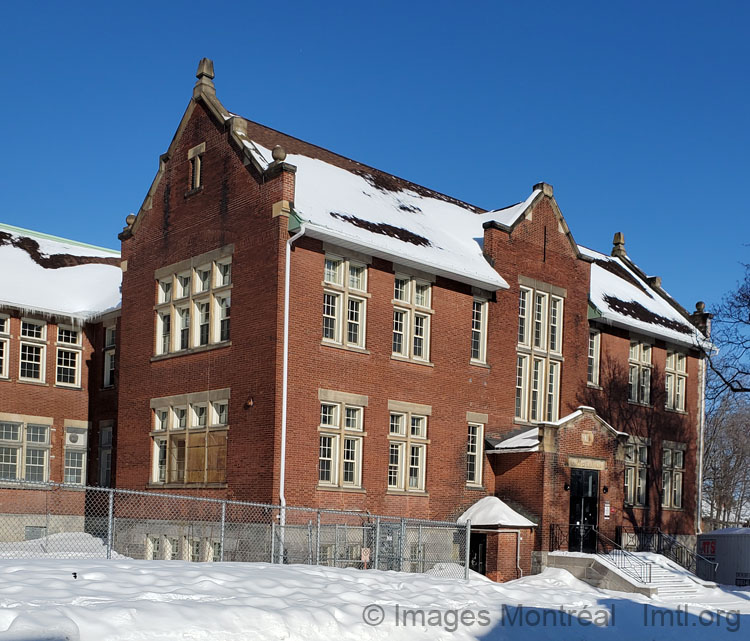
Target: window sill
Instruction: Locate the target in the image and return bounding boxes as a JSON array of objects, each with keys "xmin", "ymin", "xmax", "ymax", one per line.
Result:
[
  {"xmin": 147, "ymin": 482, "xmax": 228, "ymax": 489},
  {"xmin": 16, "ymin": 379, "xmax": 49, "ymax": 387},
  {"xmin": 0, "ymin": 376, "xmax": 9, "ymax": 382},
  {"xmin": 151, "ymin": 341, "xmax": 232, "ymax": 362},
  {"xmin": 320, "ymin": 341, "xmax": 370, "ymax": 355},
  {"xmin": 465, "ymin": 484, "xmax": 487, "ymax": 491},
  {"xmin": 54, "ymin": 384, "xmax": 82, "ymax": 391},
  {"xmin": 469, "ymin": 360, "xmax": 490, "ymax": 369},
  {"xmin": 660, "ymin": 506, "xmax": 685, "ymax": 512},
  {"xmin": 316, "ymin": 485, "xmax": 366, "ymax": 494},
  {"xmin": 386, "ymin": 489, "xmax": 429, "ymax": 497},
  {"xmin": 184, "ymin": 186, "xmax": 204, "ymax": 199},
  {"xmin": 624, "ymin": 504, "xmax": 648, "ymax": 510},
  {"xmin": 665, "ymin": 408, "xmax": 688, "ymax": 415},
  {"xmin": 390, "ymin": 354, "xmax": 434, "ymax": 367},
  {"xmin": 586, "ymin": 383, "xmax": 602, "ymax": 390},
  {"xmin": 99, "ymin": 385, "xmax": 116, "ymax": 392},
  {"xmin": 627, "ymin": 400, "xmax": 652, "ymax": 408}
]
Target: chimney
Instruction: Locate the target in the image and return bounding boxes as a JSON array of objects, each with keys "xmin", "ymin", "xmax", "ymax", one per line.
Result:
[
  {"xmin": 611, "ymin": 232, "xmax": 626, "ymax": 259},
  {"xmin": 690, "ymin": 301, "xmax": 713, "ymax": 338},
  {"xmin": 193, "ymin": 58, "xmax": 215, "ymax": 98}
]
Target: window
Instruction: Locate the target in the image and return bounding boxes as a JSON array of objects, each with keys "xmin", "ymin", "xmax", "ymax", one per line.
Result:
[
  {"xmin": 387, "ymin": 408, "xmax": 428, "ymax": 492},
  {"xmin": 322, "ymin": 255, "xmax": 367, "ymax": 349},
  {"xmin": 64, "ymin": 426, "xmax": 87, "ymax": 485},
  {"xmin": 56, "ymin": 348, "xmax": 80, "ymax": 386},
  {"xmin": 57, "ymin": 327, "xmax": 80, "ymax": 345},
  {"xmin": 466, "ymin": 423, "xmax": 484, "ymax": 486},
  {"xmin": 153, "ymin": 251, "xmax": 232, "ymax": 356},
  {"xmin": 515, "ymin": 285, "xmax": 563, "ymax": 422},
  {"xmin": 470, "ymin": 299, "xmax": 488, "ymax": 363},
  {"xmin": 665, "ymin": 350, "xmax": 687, "ymax": 411},
  {"xmin": 195, "ymin": 301, "xmax": 210, "ymax": 346},
  {"xmin": 662, "ymin": 444, "xmax": 685, "ymax": 509},
  {"xmin": 0, "ymin": 316, "xmax": 8, "ymax": 379},
  {"xmin": 624, "ymin": 441, "xmax": 648, "ymax": 506},
  {"xmin": 188, "ymin": 143, "xmax": 204, "ymax": 190},
  {"xmin": 392, "ymin": 275, "xmax": 432, "ymax": 362},
  {"xmin": 628, "ymin": 340, "xmax": 652, "ymax": 404},
  {"xmin": 150, "ymin": 391, "xmax": 230, "ymax": 485},
  {"xmin": 159, "ymin": 279, "xmax": 172, "ymax": 303},
  {"xmin": 21, "ymin": 320, "xmax": 45, "ymax": 340},
  {"xmin": 317, "ymin": 401, "xmax": 364, "ymax": 488},
  {"xmin": 99, "ymin": 422, "xmax": 113, "ymax": 487},
  {"xmin": 19, "ymin": 343, "xmax": 44, "ymax": 381},
  {"xmin": 587, "ymin": 330, "xmax": 601, "ymax": 386},
  {"xmin": 0, "ymin": 422, "xmax": 50, "ymax": 482},
  {"xmin": 103, "ymin": 324, "xmax": 116, "ymax": 388}
]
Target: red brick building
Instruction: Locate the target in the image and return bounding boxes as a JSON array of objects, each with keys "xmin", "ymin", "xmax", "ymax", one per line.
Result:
[
  {"xmin": 0, "ymin": 223, "xmax": 120, "ymax": 537},
  {"xmin": 1, "ymin": 59, "xmax": 710, "ymax": 579}
]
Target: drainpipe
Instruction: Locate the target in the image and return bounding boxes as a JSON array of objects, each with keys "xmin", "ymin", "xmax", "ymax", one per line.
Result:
[
  {"xmin": 696, "ymin": 355, "xmax": 706, "ymax": 534},
  {"xmin": 279, "ymin": 222, "xmax": 306, "ymax": 561}
]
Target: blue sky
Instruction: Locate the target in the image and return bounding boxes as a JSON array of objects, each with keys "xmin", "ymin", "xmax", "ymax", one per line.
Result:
[{"xmin": 1, "ymin": 1, "xmax": 747, "ymax": 310}]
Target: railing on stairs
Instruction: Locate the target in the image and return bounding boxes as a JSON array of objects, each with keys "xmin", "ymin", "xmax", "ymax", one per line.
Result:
[
  {"xmin": 550, "ymin": 523, "xmax": 653, "ymax": 584},
  {"xmin": 617, "ymin": 526, "xmax": 718, "ymax": 582}
]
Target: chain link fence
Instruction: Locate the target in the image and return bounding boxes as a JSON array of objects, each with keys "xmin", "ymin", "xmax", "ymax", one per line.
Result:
[{"xmin": 0, "ymin": 480, "xmax": 471, "ymax": 579}]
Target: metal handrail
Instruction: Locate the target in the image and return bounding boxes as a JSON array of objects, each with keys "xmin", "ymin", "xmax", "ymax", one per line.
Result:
[
  {"xmin": 593, "ymin": 528, "xmax": 652, "ymax": 584},
  {"xmin": 619, "ymin": 526, "xmax": 719, "ymax": 582},
  {"xmin": 549, "ymin": 523, "xmax": 653, "ymax": 584}
]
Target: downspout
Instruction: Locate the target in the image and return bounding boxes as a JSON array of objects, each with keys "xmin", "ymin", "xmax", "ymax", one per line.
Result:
[
  {"xmin": 696, "ymin": 354, "xmax": 706, "ymax": 534},
  {"xmin": 279, "ymin": 221, "xmax": 306, "ymax": 561}
]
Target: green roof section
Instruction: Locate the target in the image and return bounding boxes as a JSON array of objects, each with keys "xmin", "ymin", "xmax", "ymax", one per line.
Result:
[
  {"xmin": 0, "ymin": 222, "xmax": 120, "ymax": 255},
  {"xmin": 588, "ymin": 300, "xmax": 602, "ymax": 319}
]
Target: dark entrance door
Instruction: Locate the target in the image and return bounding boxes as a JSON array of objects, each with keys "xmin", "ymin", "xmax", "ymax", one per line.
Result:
[
  {"xmin": 469, "ymin": 533, "xmax": 486, "ymax": 575},
  {"xmin": 569, "ymin": 468, "xmax": 599, "ymax": 553}
]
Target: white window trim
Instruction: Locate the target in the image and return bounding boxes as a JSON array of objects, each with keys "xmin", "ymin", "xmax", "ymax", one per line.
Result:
[
  {"xmin": 19, "ymin": 342, "xmax": 46, "ymax": 383},
  {"xmin": 317, "ymin": 401, "xmax": 365, "ymax": 489},
  {"xmin": 153, "ymin": 252, "xmax": 233, "ymax": 357},
  {"xmin": 55, "ymin": 347, "xmax": 81, "ymax": 388},
  {"xmin": 587, "ymin": 330, "xmax": 601, "ymax": 386},
  {"xmin": 391, "ymin": 274, "xmax": 433, "ymax": 363},
  {"xmin": 470, "ymin": 298, "xmax": 488, "ymax": 365},
  {"xmin": 387, "ymin": 408, "xmax": 429, "ymax": 492},
  {"xmin": 624, "ymin": 441, "xmax": 648, "ymax": 507},
  {"xmin": 321, "ymin": 254, "xmax": 369, "ymax": 350},
  {"xmin": 0, "ymin": 421, "xmax": 51, "ymax": 482},
  {"xmin": 665, "ymin": 350, "xmax": 688, "ymax": 412},
  {"xmin": 628, "ymin": 340, "xmax": 652, "ymax": 405},
  {"xmin": 466, "ymin": 422, "xmax": 484, "ymax": 486},
  {"xmin": 20, "ymin": 319, "xmax": 46, "ymax": 342},
  {"xmin": 0, "ymin": 337, "xmax": 8, "ymax": 379},
  {"xmin": 661, "ymin": 444, "xmax": 685, "ymax": 509}
]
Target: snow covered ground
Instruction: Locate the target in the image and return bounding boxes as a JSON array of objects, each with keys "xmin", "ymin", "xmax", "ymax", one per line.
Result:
[{"xmin": 0, "ymin": 560, "xmax": 749, "ymax": 640}]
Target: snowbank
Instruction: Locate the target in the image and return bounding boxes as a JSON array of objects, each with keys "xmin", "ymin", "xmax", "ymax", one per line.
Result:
[{"xmin": 1, "ymin": 560, "xmax": 749, "ymax": 640}]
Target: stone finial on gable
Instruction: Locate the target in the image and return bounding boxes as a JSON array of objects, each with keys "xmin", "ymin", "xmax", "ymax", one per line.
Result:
[
  {"xmin": 194, "ymin": 58, "xmax": 216, "ymax": 98},
  {"xmin": 690, "ymin": 301, "xmax": 713, "ymax": 338},
  {"xmin": 533, "ymin": 182, "xmax": 554, "ymax": 197},
  {"xmin": 611, "ymin": 232, "xmax": 626, "ymax": 258}
]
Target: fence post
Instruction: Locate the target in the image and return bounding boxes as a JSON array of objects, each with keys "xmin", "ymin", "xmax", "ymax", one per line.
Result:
[
  {"xmin": 315, "ymin": 511, "xmax": 321, "ymax": 566},
  {"xmin": 334, "ymin": 523, "xmax": 339, "ymax": 568},
  {"xmin": 106, "ymin": 489, "xmax": 114, "ymax": 560},
  {"xmin": 464, "ymin": 520, "xmax": 471, "ymax": 580},
  {"xmin": 307, "ymin": 521, "xmax": 313, "ymax": 564},
  {"xmin": 373, "ymin": 517, "xmax": 380, "ymax": 571},
  {"xmin": 417, "ymin": 524, "xmax": 423, "ymax": 573},
  {"xmin": 271, "ymin": 521, "xmax": 276, "ymax": 563},
  {"xmin": 399, "ymin": 518, "xmax": 406, "ymax": 572},
  {"xmin": 219, "ymin": 501, "xmax": 226, "ymax": 562}
]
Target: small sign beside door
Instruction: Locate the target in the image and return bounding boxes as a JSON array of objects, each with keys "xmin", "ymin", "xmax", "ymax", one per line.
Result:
[{"xmin": 604, "ymin": 501, "xmax": 610, "ymax": 520}]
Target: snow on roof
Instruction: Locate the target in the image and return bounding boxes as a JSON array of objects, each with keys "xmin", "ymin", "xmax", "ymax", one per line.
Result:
[
  {"xmin": 0, "ymin": 223, "xmax": 121, "ymax": 320},
  {"xmin": 701, "ymin": 527, "xmax": 750, "ymax": 537},
  {"xmin": 489, "ymin": 427, "xmax": 540, "ymax": 452},
  {"xmin": 579, "ymin": 244, "xmax": 703, "ymax": 348},
  {"xmin": 251, "ymin": 142, "xmax": 509, "ymax": 291},
  {"xmin": 457, "ymin": 496, "xmax": 536, "ymax": 528},
  {"xmin": 478, "ymin": 189, "xmax": 541, "ymax": 229}
]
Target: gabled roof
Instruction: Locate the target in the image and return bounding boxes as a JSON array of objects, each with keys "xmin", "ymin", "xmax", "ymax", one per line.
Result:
[
  {"xmin": 487, "ymin": 427, "xmax": 540, "ymax": 453},
  {"xmin": 579, "ymin": 244, "xmax": 704, "ymax": 348},
  {"xmin": 0, "ymin": 223, "xmax": 121, "ymax": 321}
]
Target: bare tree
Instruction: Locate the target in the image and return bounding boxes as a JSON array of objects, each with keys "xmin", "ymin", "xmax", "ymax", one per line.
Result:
[
  {"xmin": 703, "ymin": 265, "xmax": 750, "ymax": 394},
  {"xmin": 576, "ymin": 357, "xmax": 689, "ymax": 528}
]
